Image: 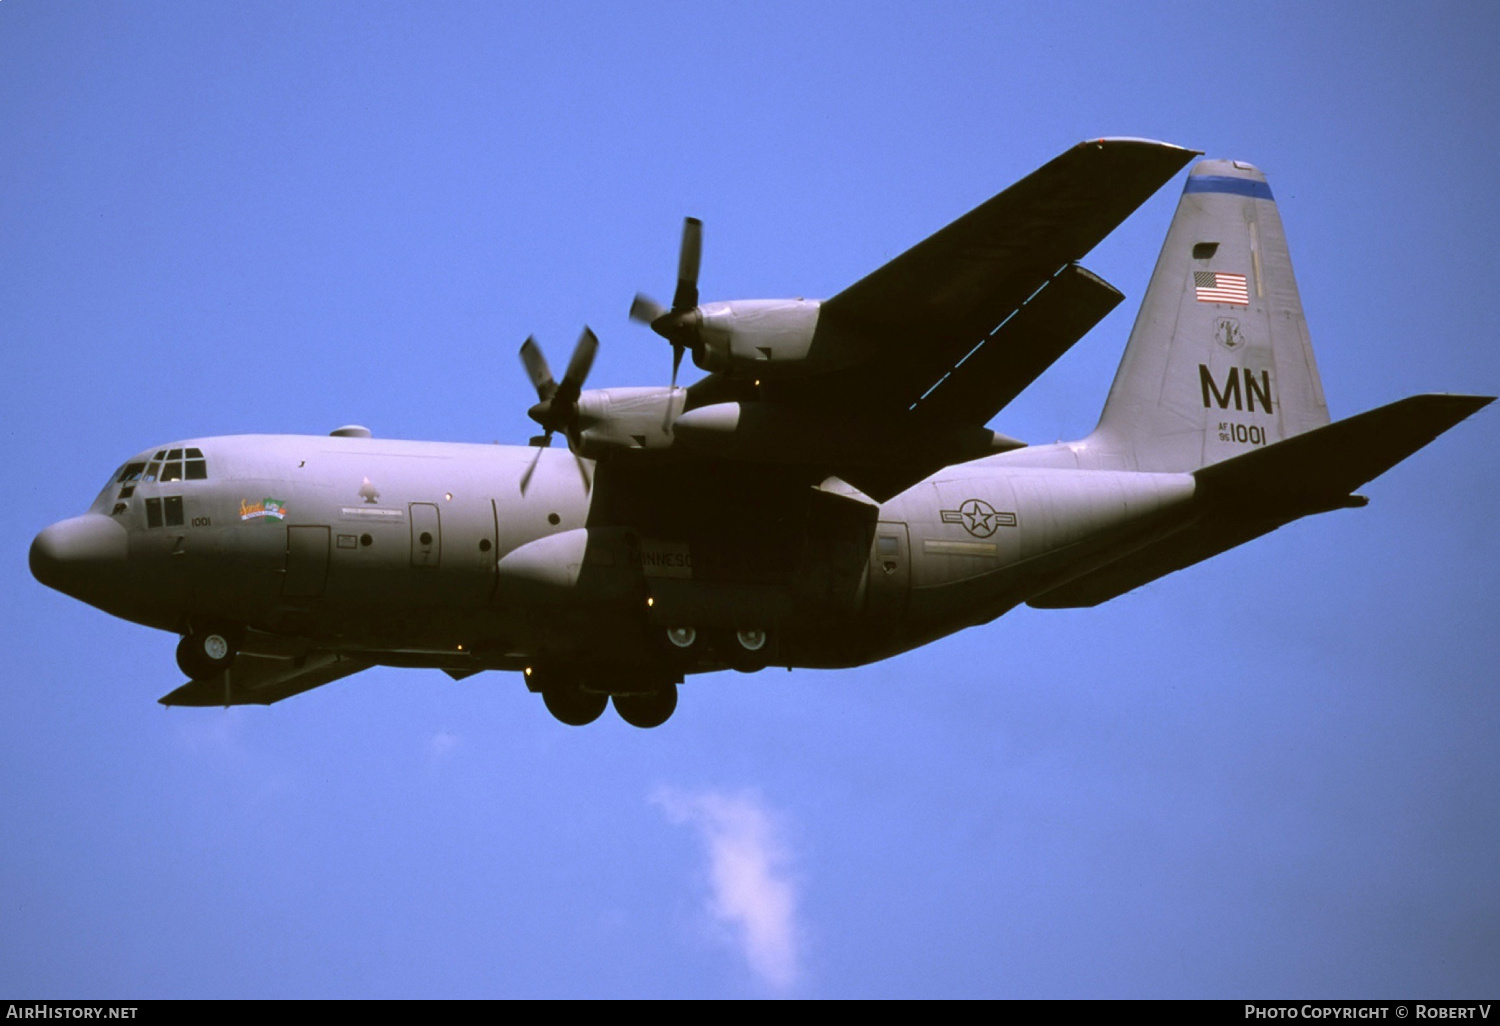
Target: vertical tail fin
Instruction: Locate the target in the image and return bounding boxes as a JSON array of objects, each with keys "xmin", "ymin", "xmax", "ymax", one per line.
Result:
[{"xmin": 1087, "ymin": 159, "xmax": 1330, "ymax": 471}]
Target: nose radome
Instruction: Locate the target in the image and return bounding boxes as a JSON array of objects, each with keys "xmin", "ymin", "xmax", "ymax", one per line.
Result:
[{"xmin": 30, "ymin": 514, "xmax": 129, "ymax": 593}]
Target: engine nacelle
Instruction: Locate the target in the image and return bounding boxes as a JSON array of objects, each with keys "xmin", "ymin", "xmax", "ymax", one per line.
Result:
[
  {"xmin": 573, "ymin": 386, "xmax": 686, "ymax": 457},
  {"xmin": 693, "ymin": 299, "xmax": 840, "ymax": 378}
]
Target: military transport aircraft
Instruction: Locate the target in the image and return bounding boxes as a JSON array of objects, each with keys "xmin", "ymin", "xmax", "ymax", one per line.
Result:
[{"xmin": 29, "ymin": 138, "xmax": 1492, "ymax": 728}]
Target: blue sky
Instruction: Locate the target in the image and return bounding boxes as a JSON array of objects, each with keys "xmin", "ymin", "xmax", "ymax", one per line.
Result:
[{"xmin": 2, "ymin": 1, "xmax": 1496, "ymax": 998}]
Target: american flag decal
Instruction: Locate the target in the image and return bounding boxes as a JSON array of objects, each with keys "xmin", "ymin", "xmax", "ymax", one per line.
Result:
[{"xmin": 1194, "ymin": 271, "xmax": 1249, "ymax": 305}]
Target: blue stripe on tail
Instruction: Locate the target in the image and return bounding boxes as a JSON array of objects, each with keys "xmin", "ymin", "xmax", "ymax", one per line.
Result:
[{"xmin": 1184, "ymin": 175, "xmax": 1274, "ymax": 200}]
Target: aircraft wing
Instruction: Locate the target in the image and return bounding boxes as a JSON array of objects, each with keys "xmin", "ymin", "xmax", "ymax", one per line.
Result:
[
  {"xmin": 681, "ymin": 139, "xmax": 1197, "ymax": 499},
  {"xmin": 828, "ymin": 139, "xmax": 1193, "ymax": 376},
  {"xmin": 159, "ymin": 652, "xmax": 374, "ymax": 706},
  {"xmin": 786, "ymin": 138, "xmax": 1195, "ymax": 414}
]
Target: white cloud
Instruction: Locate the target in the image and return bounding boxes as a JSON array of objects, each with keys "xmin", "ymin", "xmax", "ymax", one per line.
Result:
[
  {"xmin": 427, "ymin": 730, "xmax": 460, "ymax": 762},
  {"xmin": 653, "ymin": 787, "xmax": 801, "ymax": 990}
]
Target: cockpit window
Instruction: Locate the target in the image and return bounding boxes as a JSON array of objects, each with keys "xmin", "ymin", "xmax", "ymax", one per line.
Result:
[
  {"xmin": 116, "ymin": 462, "xmax": 146, "ymax": 484},
  {"xmin": 151, "ymin": 448, "xmax": 209, "ymax": 483}
]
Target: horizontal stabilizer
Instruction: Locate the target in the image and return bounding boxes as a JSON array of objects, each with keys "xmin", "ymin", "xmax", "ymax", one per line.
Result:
[
  {"xmin": 1030, "ymin": 392, "xmax": 1492, "ymax": 607},
  {"xmin": 1194, "ymin": 393, "xmax": 1493, "ymax": 519},
  {"xmin": 160, "ymin": 652, "xmax": 373, "ymax": 707}
]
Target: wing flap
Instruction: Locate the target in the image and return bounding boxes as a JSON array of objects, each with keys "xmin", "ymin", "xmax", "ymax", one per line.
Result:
[
  {"xmin": 910, "ymin": 263, "xmax": 1123, "ymax": 428},
  {"xmin": 159, "ymin": 652, "xmax": 374, "ymax": 707}
]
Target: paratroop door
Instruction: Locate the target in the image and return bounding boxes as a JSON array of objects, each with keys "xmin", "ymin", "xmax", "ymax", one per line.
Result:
[
  {"xmin": 410, "ymin": 502, "xmax": 441, "ymax": 567},
  {"xmin": 865, "ymin": 521, "xmax": 910, "ymax": 624},
  {"xmin": 284, "ymin": 525, "xmax": 330, "ymax": 598}
]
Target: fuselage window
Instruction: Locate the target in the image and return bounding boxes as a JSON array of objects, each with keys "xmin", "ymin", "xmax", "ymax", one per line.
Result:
[
  {"xmin": 164, "ymin": 496, "xmax": 184, "ymax": 527},
  {"xmin": 145, "ymin": 497, "xmax": 163, "ymax": 529}
]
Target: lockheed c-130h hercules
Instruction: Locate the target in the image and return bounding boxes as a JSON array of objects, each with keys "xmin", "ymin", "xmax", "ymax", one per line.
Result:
[{"xmin": 29, "ymin": 139, "xmax": 1492, "ymax": 728}]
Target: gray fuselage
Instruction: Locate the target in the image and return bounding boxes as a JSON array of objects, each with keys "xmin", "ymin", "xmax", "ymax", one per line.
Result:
[{"xmin": 33, "ymin": 433, "xmax": 1197, "ymax": 681}]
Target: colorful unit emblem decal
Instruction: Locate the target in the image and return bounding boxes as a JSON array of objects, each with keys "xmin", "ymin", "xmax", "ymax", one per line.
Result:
[{"xmin": 239, "ymin": 497, "xmax": 288, "ymax": 522}]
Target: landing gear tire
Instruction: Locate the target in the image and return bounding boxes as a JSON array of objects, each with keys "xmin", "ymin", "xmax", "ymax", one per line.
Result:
[
  {"xmin": 665, "ymin": 626, "xmax": 697, "ymax": 649},
  {"xmin": 613, "ymin": 684, "xmax": 678, "ymax": 729},
  {"xmin": 542, "ymin": 681, "xmax": 608, "ymax": 726},
  {"xmin": 176, "ymin": 627, "xmax": 238, "ymax": 680},
  {"xmin": 719, "ymin": 627, "xmax": 771, "ymax": 672}
]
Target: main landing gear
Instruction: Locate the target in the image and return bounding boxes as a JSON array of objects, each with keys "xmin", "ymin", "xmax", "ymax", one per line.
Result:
[
  {"xmin": 530, "ymin": 667, "xmax": 680, "ymax": 729},
  {"xmin": 175, "ymin": 625, "xmax": 240, "ymax": 680},
  {"xmin": 613, "ymin": 687, "xmax": 677, "ymax": 729},
  {"xmin": 540, "ymin": 677, "xmax": 610, "ymax": 726}
]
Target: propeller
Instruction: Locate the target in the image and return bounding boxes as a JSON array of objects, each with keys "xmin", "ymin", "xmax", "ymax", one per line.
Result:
[
  {"xmin": 518, "ymin": 328, "xmax": 597, "ymax": 495},
  {"xmin": 630, "ymin": 216, "xmax": 703, "ymax": 385}
]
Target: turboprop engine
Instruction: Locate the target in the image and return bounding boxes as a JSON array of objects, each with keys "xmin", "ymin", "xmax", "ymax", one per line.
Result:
[
  {"xmin": 630, "ymin": 217, "xmax": 857, "ymax": 382},
  {"xmin": 690, "ymin": 299, "xmax": 825, "ymax": 376}
]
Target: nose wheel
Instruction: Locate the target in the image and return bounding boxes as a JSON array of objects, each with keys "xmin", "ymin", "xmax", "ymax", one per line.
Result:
[{"xmin": 175, "ymin": 626, "xmax": 239, "ymax": 680}]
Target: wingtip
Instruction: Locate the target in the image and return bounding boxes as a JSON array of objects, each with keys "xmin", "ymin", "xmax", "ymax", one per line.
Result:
[{"xmin": 1080, "ymin": 136, "xmax": 1203, "ymax": 157}]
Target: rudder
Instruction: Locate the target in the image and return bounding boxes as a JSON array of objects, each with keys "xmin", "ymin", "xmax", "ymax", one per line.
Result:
[{"xmin": 1085, "ymin": 159, "xmax": 1330, "ymax": 471}]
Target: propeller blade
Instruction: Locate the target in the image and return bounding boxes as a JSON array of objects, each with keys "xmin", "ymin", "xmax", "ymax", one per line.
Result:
[
  {"xmin": 519, "ymin": 437, "xmax": 548, "ymax": 495},
  {"xmin": 519, "ymin": 336, "xmax": 556, "ymax": 402},
  {"xmin": 671, "ymin": 343, "xmax": 684, "ymax": 387},
  {"xmin": 555, "ymin": 326, "xmax": 598, "ymax": 405},
  {"xmin": 630, "ymin": 293, "xmax": 667, "ymax": 326},
  {"xmin": 573, "ymin": 450, "xmax": 592, "ymax": 493},
  {"xmin": 671, "ymin": 217, "xmax": 702, "ymax": 312}
]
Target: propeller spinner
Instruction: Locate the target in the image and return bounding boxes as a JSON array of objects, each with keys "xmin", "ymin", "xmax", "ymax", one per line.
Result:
[{"xmin": 630, "ymin": 216, "xmax": 703, "ymax": 385}]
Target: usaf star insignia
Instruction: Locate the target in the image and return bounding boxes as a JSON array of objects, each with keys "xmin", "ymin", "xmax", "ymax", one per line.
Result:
[{"xmin": 940, "ymin": 498, "xmax": 1017, "ymax": 538}]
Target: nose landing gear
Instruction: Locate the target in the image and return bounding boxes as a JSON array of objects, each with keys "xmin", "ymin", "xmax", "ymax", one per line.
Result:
[{"xmin": 175, "ymin": 626, "xmax": 240, "ymax": 680}]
